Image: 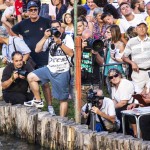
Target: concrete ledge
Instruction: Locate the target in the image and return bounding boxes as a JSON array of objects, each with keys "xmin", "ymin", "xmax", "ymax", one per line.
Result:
[{"xmin": 0, "ymin": 101, "xmax": 150, "ymax": 149}]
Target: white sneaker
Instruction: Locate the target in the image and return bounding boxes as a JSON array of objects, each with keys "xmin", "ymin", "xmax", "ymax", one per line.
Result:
[
  {"xmin": 48, "ymin": 106, "xmax": 56, "ymax": 116},
  {"xmin": 24, "ymin": 99, "xmax": 35, "ymax": 107},
  {"xmin": 34, "ymin": 101, "xmax": 44, "ymax": 108},
  {"xmin": 24, "ymin": 99, "xmax": 44, "ymax": 108}
]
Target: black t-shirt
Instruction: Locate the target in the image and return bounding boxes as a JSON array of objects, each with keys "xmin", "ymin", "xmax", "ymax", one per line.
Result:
[
  {"xmin": 12, "ymin": 17, "xmax": 51, "ymax": 67},
  {"xmin": 81, "ymin": 49, "xmax": 104, "ymax": 85},
  {"xmin": 1, "ymin": 62, "xmax": 33, "ymax": 93}
]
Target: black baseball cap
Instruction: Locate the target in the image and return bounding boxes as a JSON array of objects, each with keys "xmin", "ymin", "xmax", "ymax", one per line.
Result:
[{"xmin": 27, "ymin": 1, "xmax": 38, "ymax": 10}]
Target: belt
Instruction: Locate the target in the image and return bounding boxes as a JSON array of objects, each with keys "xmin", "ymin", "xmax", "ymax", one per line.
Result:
[{"xmin": 139, "ymin": 68, "xmax": 150, "ymax": 71}]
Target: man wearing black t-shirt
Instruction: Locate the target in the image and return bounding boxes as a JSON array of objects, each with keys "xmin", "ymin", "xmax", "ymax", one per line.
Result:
[
  {"xmin": 11, "ymin": 1, "xmax": 52, "ymax": 112},
  {"xmin": 1, "ymin": 51, "xmax": 33, "ymax": 105}
]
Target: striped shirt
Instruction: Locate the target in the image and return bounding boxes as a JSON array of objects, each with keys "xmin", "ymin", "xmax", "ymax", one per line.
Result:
[{"xmin": 123, "ymin": 36, "xmax": 150, "ymax": 69}]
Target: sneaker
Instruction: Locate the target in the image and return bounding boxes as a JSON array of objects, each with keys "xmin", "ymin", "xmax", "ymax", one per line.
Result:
[
  {"xmin": 48, "ymin": 106, "xmax": 56, "ymax": 116},
  {"xmin": 24, "ymin": 100, "xmax": 35, "ymax": 107},
  {"xmin": 34, "ymin": 101, "xmax": 44, "ymax": 108},
  {"xmin": 24, "ymin": 99, "xmax": 44, "ymax": 108}
]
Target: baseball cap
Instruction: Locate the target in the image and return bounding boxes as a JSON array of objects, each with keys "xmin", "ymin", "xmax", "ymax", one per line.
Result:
[
  {"xmin": 136, "ymin": 21, "xmax": 147, "ymax": 27},
  {"xmin": 27, "ymin": 1, "xmax": 38, "ymax": 10},
  {"xmin": 0, "ymin": 26, "xmax": 9, "ymax": 38}
]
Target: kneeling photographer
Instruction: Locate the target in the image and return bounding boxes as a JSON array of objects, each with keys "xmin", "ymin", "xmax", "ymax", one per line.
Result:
[
  {"xmin": 81, "ymin": 89, "xmax": 120, "ymax": 132},
  {"xmin": 81, "ymin": 29, "xmax": 104, "ymax": 104},
  {"xmin": 1, "ymin": 51, "xmax": 34, "ymax": 105}
]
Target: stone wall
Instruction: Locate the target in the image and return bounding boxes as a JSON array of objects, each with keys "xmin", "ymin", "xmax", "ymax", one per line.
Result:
[{"xmin": 0, "ymin": 102, "xmax": 150, "ymax": 150}]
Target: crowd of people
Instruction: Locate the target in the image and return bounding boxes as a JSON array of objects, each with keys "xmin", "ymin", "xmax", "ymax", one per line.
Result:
[{"xmin": 0, "ymin": 0, "xmax": 150, "ymax": 141}]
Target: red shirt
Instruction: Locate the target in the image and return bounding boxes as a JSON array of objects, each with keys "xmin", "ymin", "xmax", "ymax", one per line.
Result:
[{"xmin": 15, "ymin": 0, "xmax": 23, "ymax": 15}]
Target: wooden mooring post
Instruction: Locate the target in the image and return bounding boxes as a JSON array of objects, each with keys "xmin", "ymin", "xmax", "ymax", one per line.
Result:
[{"xmin": 0, "ymin": 101, "xmax": 150, "ymax": 150}]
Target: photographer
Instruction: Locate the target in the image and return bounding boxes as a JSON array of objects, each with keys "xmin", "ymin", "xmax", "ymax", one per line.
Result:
[
  {"xmin": 25, "ymin": 20, "xmax": 74, "ymax": 116},
  {"xmin": 81, "ymin": 89, "xmax": 120, "ymax": 132},
  {"xmin": 1, "ymin": 51, "xmax": 34, "ymax": 105},
  {"xmin": 81, "ymin": 29, "xmax": 104, "ymax": 102}
]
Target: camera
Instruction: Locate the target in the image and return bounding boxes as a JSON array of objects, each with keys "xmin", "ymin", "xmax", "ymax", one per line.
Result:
[
  {"xmin": 48, "ymin": 27, "xmax": 61, "ymax": 38},
  {"xmin": 15, "ymin": 68, "xmax": 28, "ymax": 77},
  {"xmin": 87, "ymin": 89, "xmax": 104, "ymax": 106},
  {"xmin": 84, "ymin": 38, "xmax": 104, "ymax": 52}
]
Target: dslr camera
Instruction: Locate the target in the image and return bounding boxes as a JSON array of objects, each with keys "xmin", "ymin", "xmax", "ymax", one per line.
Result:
[
  {"xmin": 84, "ymin": 38, "xmax": 104, "ymax": 52},
  {"xmin": 47, "ymin": 27, "xmax": 61, "ymax": 38},
  {"xmin": 87, "ymin": 89, "xmax": 104, "ymax": 106},
  {"xmin": 15, "ymin": 68, "xmax": 28, "ymax": 77}
]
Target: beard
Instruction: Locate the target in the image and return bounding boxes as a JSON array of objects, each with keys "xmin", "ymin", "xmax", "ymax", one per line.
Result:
[{"xmin": 138, "ymin": 7, "xmax": 145, "ymax": 12}]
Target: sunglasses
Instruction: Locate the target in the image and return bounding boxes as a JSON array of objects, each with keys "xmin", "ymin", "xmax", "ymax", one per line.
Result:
[
  {"xmin": 109, "ymin": 73, "xmax": 119, "ymax": 80},
  {"xmin": 28, "ymin": 8, "xmax": 38, "ymax": 12}
]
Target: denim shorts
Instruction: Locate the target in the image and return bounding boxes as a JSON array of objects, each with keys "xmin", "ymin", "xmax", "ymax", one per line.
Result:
[{"xmin": 33, "ymin": 67, "xmax": 70, "ymax": 100}]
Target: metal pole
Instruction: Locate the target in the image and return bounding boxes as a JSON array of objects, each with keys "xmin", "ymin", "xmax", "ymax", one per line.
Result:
[{"xmin": 74, "ymin": 0, "xmax": 82, "ymax": 123}]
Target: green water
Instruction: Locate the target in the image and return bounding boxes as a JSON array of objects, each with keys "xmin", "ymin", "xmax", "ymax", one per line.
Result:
[{"xmin": 0, "ymin": 135, "xmax": 49, "ymax": 150}]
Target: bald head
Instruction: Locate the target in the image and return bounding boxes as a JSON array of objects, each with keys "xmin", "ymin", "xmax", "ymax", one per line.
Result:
[{"xmin": 82, "ymin": 29, "xmax": 93, "ymax": 40}]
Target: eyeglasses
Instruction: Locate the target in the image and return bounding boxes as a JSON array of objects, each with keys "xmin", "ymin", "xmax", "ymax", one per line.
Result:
[
  {"xmin": 109, "ymin": 73, "xmax": 119, "ymax": 80},
  {"xmin": 28, "ymin": 8, "xmax": 38, "ymax": 12}
]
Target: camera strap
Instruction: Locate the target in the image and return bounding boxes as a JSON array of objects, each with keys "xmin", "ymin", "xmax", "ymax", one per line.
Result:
[
  {"xmin": 97, "ymin": 114, "xmax": 107, "ymax": 131},
  {"xmin": 12, "ymin": 37, "xmax": 17, "ymax": 52}
]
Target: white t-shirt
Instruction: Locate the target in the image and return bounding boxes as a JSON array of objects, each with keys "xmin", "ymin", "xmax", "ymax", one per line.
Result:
[
  {"xmin": 2, "ymin": 6, "xmax": 15, "ymax": 17},
  {"xmin": 111, "ymin": 79, "xmax": 140, "ymax": 103},
  {"xmin": 82, "ymin": 97, "xmax": 120, "ymax": 124},
  {"xmin": 119, "ymin": 14, "xmax": 145, "ymax": 33},
  {"xmin": 42, "ymin": 34, "xmax": 74, "ymax": 73}
]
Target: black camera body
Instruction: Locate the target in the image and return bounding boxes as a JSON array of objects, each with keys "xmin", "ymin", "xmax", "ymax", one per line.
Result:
[
  {"xmin": 15, "ymin": 68, "xmax": 28, "ymax": 77},
  {"xmin": 87, "ymin": 89, "xmax": 104, "ymax": 106},
  {"xmin": 84, "ymin": 38, "xmax": 104, "ymax": 52},
  {"xmin": 48, "ymin": 27, "xmax": 61, "ymax": 38}
]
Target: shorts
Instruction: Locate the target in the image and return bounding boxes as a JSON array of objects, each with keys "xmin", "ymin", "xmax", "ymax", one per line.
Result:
[{"xmin": 33, "ymin": 67, "xmax": 70, "ymax": 100}]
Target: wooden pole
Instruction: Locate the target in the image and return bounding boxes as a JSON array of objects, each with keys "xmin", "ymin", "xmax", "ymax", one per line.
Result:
[
  {"xmin": 74, "ymin": 0, "xmax": 82, "ymax": 123},
  {"xmin": 74, "ymin": 36, "xmax": 82, "ymax": 123}
]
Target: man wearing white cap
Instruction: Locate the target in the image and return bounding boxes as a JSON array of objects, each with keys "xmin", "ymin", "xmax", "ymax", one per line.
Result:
[{"xmin": 123, "ymin": 22, "xmax": 150, "ymax": 91}]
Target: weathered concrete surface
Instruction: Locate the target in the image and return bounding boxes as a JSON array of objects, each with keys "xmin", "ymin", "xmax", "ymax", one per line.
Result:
[{"xmin": 0, "ymin": 101, "xmax": 150, "ymax": 150}]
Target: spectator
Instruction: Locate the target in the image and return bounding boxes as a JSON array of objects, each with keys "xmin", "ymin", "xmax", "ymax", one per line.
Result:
[
  {"xmin": 77, "ymin": 17, "xmax": 85, "ymax": 36},
  {"xmin": 119, "ymin": 2, "xmax": 145, "ymax": 44},
  {"xmin": 1, "ymin": 0, "xmax": 15, "ymax": 31},
  {"xmin": 104, "ymin": 25, "xmax": 124, "ymax": 77},
  {"xmin": 131, "ymin": 0, "xmax": 147, "ymax": 18},
  {"xmin": 0, "ymin": 26, "xmax": 30, "ymax": 64},
  {"xmin": 15, "ymin": 0, "xmax": 23, "ymax": 22},
  {"xmin": 93, "ymin": 7, "xmax": 107, "ymax": 40},
  {"xmin": 25, "ymin": 20, "xmax": 74, "ymax": 117},
  {"xmin": 108, "ymin": 68, "xmax": 140, "ymax": 134},
  {"xmin": 11, "ymin": 1, "xmax": 52, "ymax": 113},
  {"xmin": 103, "ymin": 3, "xmax": 121, "ymax": 19},
  {"xmin": 122, "ymin": 22, "xmax": 150, "ymax": 91},
  {"xmin": 81, "ymin": 89, "xmax": 120, "ymax": 132},
  {"xmin": 101, "ymin": 12, "xmax": 121, "ymax": 25},
  {"xmin": 1, "ymin": 51, "xmax": 34, "ymax": 105},
  {"xmin": 86, "ymin": 0, "xmax": 98, "ymax": 22},
  {"xmin": 62, "ymin": 12, "xmax": 74, "ymax": 38},
  {"xmin": 51, "ymin": 0, "xmax": 67, "ymax": 22},
  {"xmin": 127, "ymin": 83, "xmax": 150, "ymax": 139},
  {"xmin": 22, "ymin": 0, "xmax": 41, "ymax": 19}
]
